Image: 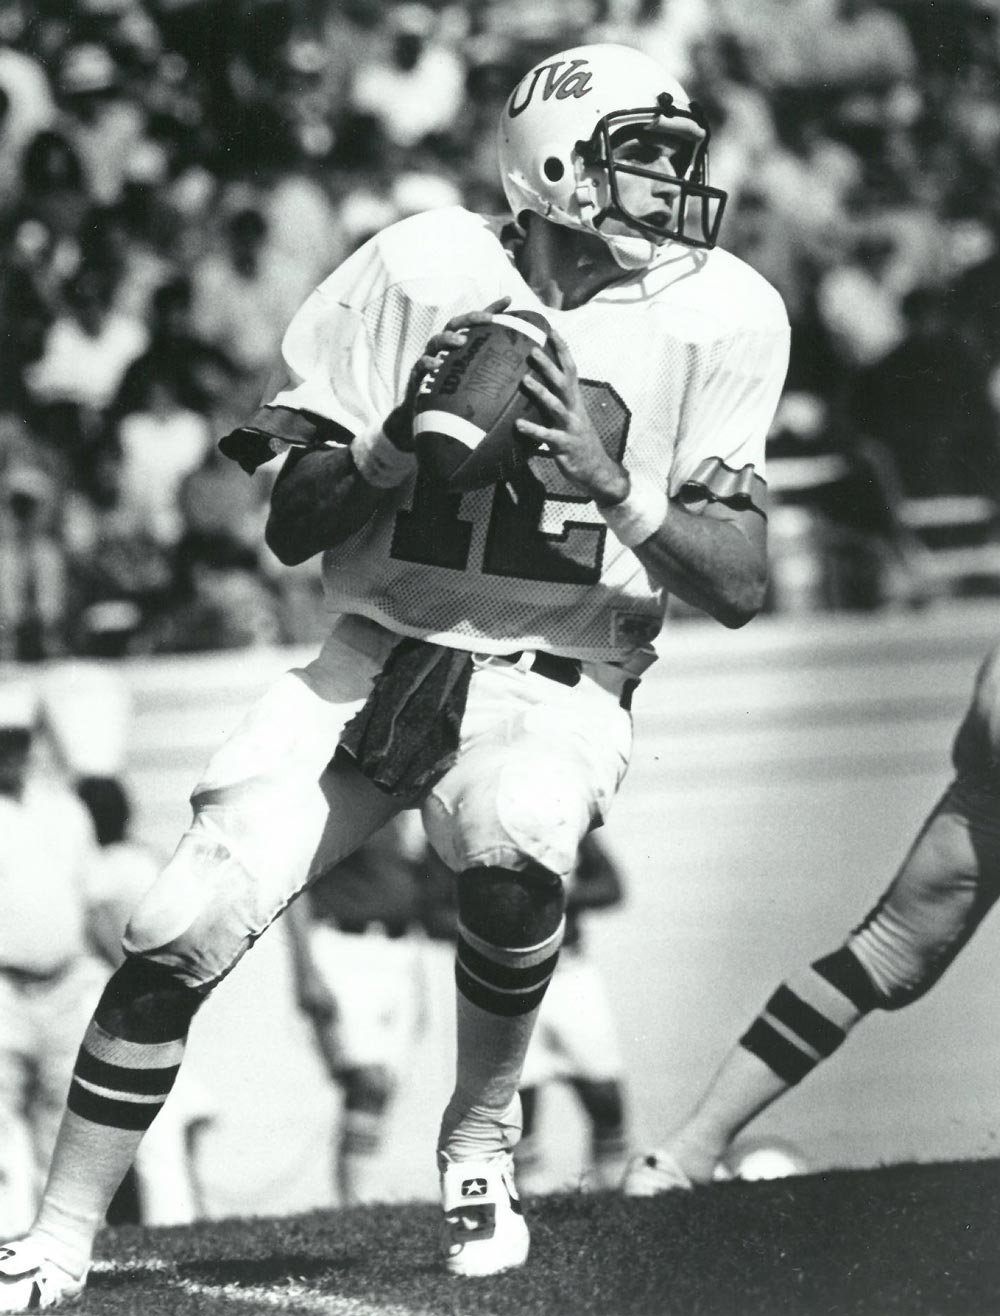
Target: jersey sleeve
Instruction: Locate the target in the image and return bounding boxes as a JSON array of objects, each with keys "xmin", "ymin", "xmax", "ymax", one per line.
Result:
[
  {"xmin": 243, "ymin": 226, "xmax": 490, "ymax": 452},
  {"xmin": 218, "ymin": 210, "xmax": 509, "ymax": 471},
  {"xmin": 668, "ymin": 307, "xmax": 790, "ymax": 513},
  {"xmin": 265, "ymin": 238, "xmax": 401, "ymax": 438}
]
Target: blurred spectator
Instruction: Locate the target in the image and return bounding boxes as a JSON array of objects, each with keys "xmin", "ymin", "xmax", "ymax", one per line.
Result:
[
  {"xmin": 62, "ymin": 443, "xmax": 174, "ymax": 655},
  {"xmin": 130, "ymin": 530, "xmax": 282, "ymax": 653},
  {"xmin": 850, "ymin": 286, "xmax": 1000, "ymax": 501},
  {"xmin": 24, "ymin": 262, "xmax": 148, "ymax": 465},
  {"xmin": 15, "ymin": 127, "xmax": 91, "ymax": 252},
  {"xmin": 631, "ymin": 0, "xmax": 715, "ymax": 83},
  {"xmin": 952, "ymin": 199, "xmax": 1000, "ymax": 370},
  {"xmin": 817, "ymin": 229, "xmax": 909, "ymax": 368},
  {"xmin": 116, "ymin": 377, "xmax": 214, "ymax": 551},
  {"xmin": 453, "ymin": 46, "xmax": 524, "ymax": 212},
  {"xmin": 718, "ymin": 0, "xmax": 917, "ymax": 100},
  {"xmin": 765, "ymin": 391, "xmax": 932, "ymax": 612},
  {"xmin": 348, "ymin": 3, "xmax": 466, "ymax": 152},
  {"xmin": 55, "ymin": 42, "xmax": 149, "ymax": 207},
  {"xmin": 0, "ymin": 45, "xmax": 57, "ymax": 219},
  {"xmin": 188, "ymin": 203, "xmax": 312, "ymax": 402},
  {"xmin": 847, "ymin": 285, "xmax": 1000, "ymax": 595},
  {"xmin": 176, "ymin": 439, "xmax": 270, "ymax": 557},
  {"xmin": 0, "ymin": 456, "xmax": 70, "ymax": 662},
  {"xmin": 262, "ymin": 166, "xmax": 348, "ymax": 289},
  {"xmin": 0, "ymin": 266, "xmax": 55, "ymax": 417},
  {"xmin": 78, "ymin": 200, "xmax": 174, "ymax": 323},
  {"xmin": 113, "ymin": 275, "xmax": 242, "ymax": 424}
]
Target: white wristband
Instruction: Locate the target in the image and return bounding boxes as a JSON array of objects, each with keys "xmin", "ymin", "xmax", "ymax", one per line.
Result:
[
  {"xmin": 598, "ymin": 473, "xmax": 669, "ymax": 548},
  {"xmin": 350, "ymin": 424, "xmax": 417, "ymax": 489}
]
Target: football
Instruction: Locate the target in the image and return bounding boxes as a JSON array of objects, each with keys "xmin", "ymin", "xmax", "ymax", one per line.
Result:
[{"xmin": 412, "ymin": 309, "xmax": 556, "ymax": 492}]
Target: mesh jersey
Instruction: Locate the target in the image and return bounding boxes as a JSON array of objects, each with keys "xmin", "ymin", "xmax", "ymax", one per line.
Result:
[{"xmin": 266, "ymin": 206, "xmax": 789, "ymax": 663}]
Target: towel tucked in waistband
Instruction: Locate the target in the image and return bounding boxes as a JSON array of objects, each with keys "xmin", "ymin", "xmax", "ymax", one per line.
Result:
[{"xmin": 338, "ymin": 636, "xmax": 474, "ymax": 797}]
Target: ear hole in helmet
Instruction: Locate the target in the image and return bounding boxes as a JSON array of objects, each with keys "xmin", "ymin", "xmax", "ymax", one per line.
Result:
[{"xmin": 542, "ymin": 157, "xmax": 565, "ymax": 182}]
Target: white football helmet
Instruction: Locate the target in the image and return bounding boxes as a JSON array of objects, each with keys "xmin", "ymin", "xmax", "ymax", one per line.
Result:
[{"xmin": 497, "ymin": 43, "xmax": 727, "ymax": 269}]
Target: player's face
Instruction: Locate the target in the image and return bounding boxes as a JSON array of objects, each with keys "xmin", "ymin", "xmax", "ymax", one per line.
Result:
[{"xmin": 599, "ymin": 129, "xmax": 695, "ymax": 243}]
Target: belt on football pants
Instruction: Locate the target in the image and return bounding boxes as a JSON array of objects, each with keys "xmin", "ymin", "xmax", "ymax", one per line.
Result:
[{"xmin": 499, "ymin": 651, "xmax": 637, "ymax": 711}]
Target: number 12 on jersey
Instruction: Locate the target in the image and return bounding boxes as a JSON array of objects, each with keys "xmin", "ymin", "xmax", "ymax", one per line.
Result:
[{"xmin": 390, "ymin": 380, "xmax": 631, "ymax": 586}]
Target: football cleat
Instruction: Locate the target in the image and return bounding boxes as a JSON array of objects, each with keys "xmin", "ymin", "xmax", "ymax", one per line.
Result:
[
  {"xmin": 0, "ymin": 1239, "xmax": 86, "ymax": 1310},
  {"xmin": 439, "ymin": 1154, "xmax": 530, "ymax": 1277},
  {"xmin": 621, "ymin": 1148, "xmax": 695, "ymax": 1197}
]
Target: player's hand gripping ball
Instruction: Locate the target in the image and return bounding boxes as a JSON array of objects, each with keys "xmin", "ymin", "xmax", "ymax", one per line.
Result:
[{"xmin": 413, "ymin": 309, "xmax": 557, "ymax": 492}]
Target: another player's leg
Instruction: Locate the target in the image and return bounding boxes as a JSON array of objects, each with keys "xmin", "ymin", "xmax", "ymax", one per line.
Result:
[
  {"xmin": 437, "ymin": 861, "xmax": 565, "ymax": 1276},
  {"xmin": 551, "ymin": 950, "xmax": 630, "ymax": 1191},
  {"xmin": 336, "ymin": 1065, "xmax": 396, "ymax": 1206},
  {"xmin": 624, "ymin": 783, "xmax": 1000, "ymax": 1195},
  {"xmin": 623, "ymin": 943, "xmax": 880, "ymax": 1195},
  {"xmin": 572, "ymin": 1078, "xmax": 628, "ymax": 1191}
]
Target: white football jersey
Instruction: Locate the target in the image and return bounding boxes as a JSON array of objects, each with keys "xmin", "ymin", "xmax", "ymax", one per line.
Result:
[{"xmin": 265, "ymin": 207, "xmax": 789, "ymax": 663}]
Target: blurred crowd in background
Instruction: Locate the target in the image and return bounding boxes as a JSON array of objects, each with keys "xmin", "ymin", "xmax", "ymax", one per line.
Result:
[{"xmin": 2, "ymin": 0, "xmax": 1000, "ymax": 662}]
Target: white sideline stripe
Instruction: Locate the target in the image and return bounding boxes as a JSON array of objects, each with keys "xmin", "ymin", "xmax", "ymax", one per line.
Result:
[
  {"xmin": 490, "ymin": 313, "xmax": 548, "ymax": 347},
  {"xmin": 92, "ymin": 1258, "xmax": 429, "ymax": 1315},
  {"xmin": 413, "ymin": 410, "xmax": 487, "ymax": 450}
]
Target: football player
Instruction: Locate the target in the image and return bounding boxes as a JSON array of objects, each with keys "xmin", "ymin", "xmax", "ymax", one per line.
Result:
[
  {"xmin": 623, "ymin": 640, "xmax": 1000, "ymax": 1195},
  {"xmin": 0, "ymin": 42, "xmax": 788, "ymax": 1305},
  {"xmin": 284, "ymin": 815, "xmax": 428, "ymax": 1206},
  {"xmin": 0, "ymin": 682, "xmax": 106, "ymax": 1240}
]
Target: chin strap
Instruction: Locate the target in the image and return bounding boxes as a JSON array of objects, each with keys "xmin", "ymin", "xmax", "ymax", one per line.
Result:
[
  {"xmin": 605, "ymin": 234, "xmax": 660, "ymax": 271},
  {"xmin": 573, "ymin": 178, "xmax": 659, "ymax": 270}
]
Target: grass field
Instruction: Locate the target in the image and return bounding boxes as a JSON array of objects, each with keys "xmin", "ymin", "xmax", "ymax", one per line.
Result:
[{"xmin": 77, "ymin": 1159, "xmax": 1000, "ymax": 1316}]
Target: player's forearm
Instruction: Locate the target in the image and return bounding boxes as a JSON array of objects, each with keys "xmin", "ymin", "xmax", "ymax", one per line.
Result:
[
  {"xmin": 634, "ymin": 505, "xmax": 768, "ymax": 628},
  {"xmin": 265, "ymin": 445, "xmax": 388, "ymax": 565}
]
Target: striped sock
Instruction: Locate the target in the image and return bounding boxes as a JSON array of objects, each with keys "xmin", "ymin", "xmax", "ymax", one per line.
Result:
[
  {"xmin": 33, "ymin": 1017, "xmax": 187, "ymax": 1277},
  {"xmin": 439, "ymin": 918, "xmax": 564, "ymax": 1162},
  {"xmin": 740, "ymin": 947, "xmax": 881, "ymax": 1085}
]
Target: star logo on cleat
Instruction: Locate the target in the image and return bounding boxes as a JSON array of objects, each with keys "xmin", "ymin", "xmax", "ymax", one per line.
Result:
[{"xmin": 462, "ymin": 1178, "xmax": 489, "ymax": 1197}]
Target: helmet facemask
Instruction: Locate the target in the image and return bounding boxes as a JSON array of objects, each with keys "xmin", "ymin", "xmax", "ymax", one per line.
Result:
[{"xmin": 575, "ymin": 93, "xmax": 727, "ymax": 254}]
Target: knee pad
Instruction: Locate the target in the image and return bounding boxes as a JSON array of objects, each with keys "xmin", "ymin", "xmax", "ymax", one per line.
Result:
[
  {"xmin": 425, "ymin": 748, "xmax": 592, "ymax": 879},
  {"xmin": 340, "ymin": 1064, "xmax": 395, "ymax": 1116},
  {"xmin": 95, "ymin": 958, "xmax": 207, "ymax": 1044},
  {"xmin": 123, "ymin": 828, "xmax": 264, "ymax": 988},
  {"xmin": 458, "ymin": 863, "xmax": 565, "ymax": 947},
  {"xmin": 849, "ymin": 802, "xmax": 1000, "ymax": 1008},
  {"xmin": 848, "ymin": 908, "xmax": 940, "ymax": 1010}
]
